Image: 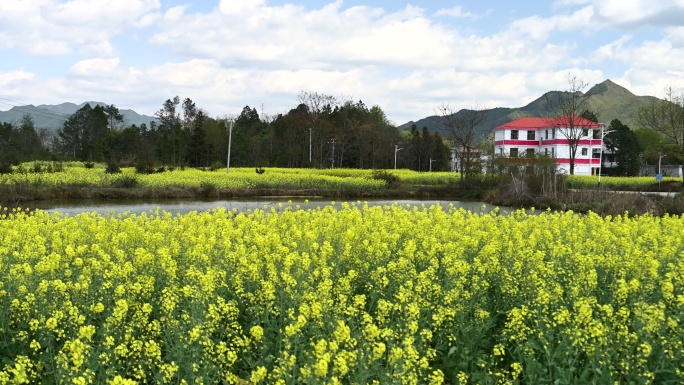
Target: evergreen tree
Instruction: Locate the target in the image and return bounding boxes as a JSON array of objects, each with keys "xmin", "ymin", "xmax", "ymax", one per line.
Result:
[{"xmin": 604, "ymin": 119, "xmax": 641, "ymax": 176}]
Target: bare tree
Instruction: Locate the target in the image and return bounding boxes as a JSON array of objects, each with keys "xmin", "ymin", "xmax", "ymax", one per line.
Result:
[
  {"xmin": 436, "ymin": 104, "xmax": 488, "ymax": 183},
  {"xmin": 638, "ymin": 86, "xmax": 684, "ymax": 182},
  {"xmin": 297, "ymin": 91, "xmax": 338, "ymax": 168},
  {"xmin": 545, "ymin": 75, "xmax": 600, "ymax": 175}
]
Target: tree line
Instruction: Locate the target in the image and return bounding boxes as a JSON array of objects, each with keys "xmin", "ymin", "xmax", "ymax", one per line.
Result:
[{"xmin": 0, "ymin": 93, "xmax": 451, "ymax": 172}]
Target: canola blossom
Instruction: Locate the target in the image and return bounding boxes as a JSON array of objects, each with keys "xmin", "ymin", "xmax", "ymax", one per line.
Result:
[
  {"xmin": 0, "ymin": 204, "xmax": 683, "ymax": 384},
  {"xmin": 0, "ymin": 165, "xmax": 460, "ymax": 190},
  {"xmin": 567, "ymin": 174, "xmax": 679, "ymax": 190}
]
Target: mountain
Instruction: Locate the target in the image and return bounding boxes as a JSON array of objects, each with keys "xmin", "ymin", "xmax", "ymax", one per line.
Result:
[
  {"xmin": 399, "ymin": 79, "xmax": 660, "ymax": 138},
  {"xmin": 0, "ymin": 101, "xmax": 158, "ymax": 131}
]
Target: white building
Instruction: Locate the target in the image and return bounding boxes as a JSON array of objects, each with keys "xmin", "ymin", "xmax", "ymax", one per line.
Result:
[{"xmin": 493, "ymin": 116, "xmax": 604, "ymax": 175}]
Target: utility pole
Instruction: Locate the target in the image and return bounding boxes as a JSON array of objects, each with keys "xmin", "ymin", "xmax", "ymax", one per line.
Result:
[
  {"xmin": 429, "ymin": 158, "xmax": 436, "ymax": 172},
  {"xmin": 309, "ymin": 128, "xmax": 312, "ymax": 164},
  {"xmin": 226, "ymin": 119, "xmax": 234, "ymax": 173},
  {"xmin": 331, "ymin": 139, "xmax": 336, "ymax": 169},
  {"xmin": 394, "ymin": 145, "xmax": 403, "ymax": 170}
]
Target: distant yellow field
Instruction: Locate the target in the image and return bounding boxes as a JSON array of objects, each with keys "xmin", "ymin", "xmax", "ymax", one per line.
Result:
[{"xmin": 0, "ymin": 163, "xmax": 460, "ymax": 190}]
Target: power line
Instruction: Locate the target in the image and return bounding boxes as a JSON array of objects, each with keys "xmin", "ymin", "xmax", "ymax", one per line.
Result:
[{"xmin": 0, "ymin": 96, "xmax": 71, "ymax": 125}]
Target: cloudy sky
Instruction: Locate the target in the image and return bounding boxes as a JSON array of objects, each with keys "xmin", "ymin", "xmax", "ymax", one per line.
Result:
[{"xmin": 1, "ymin": 0, "xmax": 684, "ymax": 125}]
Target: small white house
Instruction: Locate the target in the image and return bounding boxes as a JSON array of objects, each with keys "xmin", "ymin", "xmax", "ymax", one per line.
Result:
[{"xmin": 493, "ymin": 116, "xmax": 604, "ymax": 175}]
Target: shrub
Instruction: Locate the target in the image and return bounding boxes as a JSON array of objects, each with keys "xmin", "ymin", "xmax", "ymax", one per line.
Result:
[
  {"xmin": 83, "ymin": 161, "xmax": 95, "ymax": 169},
  {"xmin": 370, "ymin": 169, "xmax": 401, "ymax": 189},
  {"xmin": 0, "ymin": 163, "xmax": 12, "ymax": 174},
  {"xmin": 111, "ymin": 175, "xmax": 140, "ymax": 188},
  {"xmin": 135, "ymin": 161, "xmax": 155, "ymax": 174},
  {"xmin": 32, "ymin": 162, "xmax": 44, "ymax": 173},
  {"xmin": 256, "ymin": 167, "xmax": 265, "ymax": 174},
  {"xmin": 209, "ymin": 161, "xmax": 224, "ymax": 172},
  {"xmin": 105, "ymin": 161, "xmax": 122, "ymax": 174},
  {"xmin": 199, "ymin": 181, "xmax": 217, "ymax": 198}
]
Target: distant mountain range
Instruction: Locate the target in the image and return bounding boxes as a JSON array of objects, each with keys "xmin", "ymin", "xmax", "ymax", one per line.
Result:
[
  {"xmin": 0, "ymin": 81, "xmax": 659, "ymax": 136},
  {"xmin": 0, "ymin": 101, "xmax": 158, "ymax": 131},
  {"xmin": 398, "ymin": 79, "xmax": 660, "ymax": 138}
]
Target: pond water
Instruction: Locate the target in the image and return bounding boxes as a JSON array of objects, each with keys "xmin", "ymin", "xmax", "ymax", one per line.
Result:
[{"xmin": 22, "ymin": 198, "xmax": 513, "ymax": 217}]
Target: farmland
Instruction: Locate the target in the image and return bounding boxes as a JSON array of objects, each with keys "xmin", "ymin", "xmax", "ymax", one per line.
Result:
[{"xmin": 0, "ymin": 204, "xmax": 682, "ymax": 383}]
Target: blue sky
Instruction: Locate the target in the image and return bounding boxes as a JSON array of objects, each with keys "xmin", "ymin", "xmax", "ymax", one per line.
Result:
[{"xmin": 1, "ymin": 0, "xmax": 684, "ymax": 125}]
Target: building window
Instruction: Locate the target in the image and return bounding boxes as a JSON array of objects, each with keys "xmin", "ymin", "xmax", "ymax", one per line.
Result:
[
  {"xmin": 592, "ymin": 149, "xmax": 601, "ymax": 159},
  {"xmin": 545, "ymin": 130, "xmax": 549, "ymax": 140},
  {"xmin": 526, "ymin": 148, "xmax": 535, "ymax": 157},
  {"xmin": 582, "ymin": 129, "xmax": 589, "ymax": 137},
  {"xmin": 552, "ymin": 129, "xmax": 556, "ymax": 139},
  {"xmin": 551, "ymin": 148, "xmax": 555, "ymax": 157},
  {"xmin": 581, "ymin": 148, "xmax": 588, "ymax": 156},
  {"xmin": 527, "ymin": 130, "xmax": 535, "ymax": 140},
  {"xmin": 544, "ymin": 148, "xmax": 548, "ymax": 156},
  {"xmin": 510, "ymin": 148, "xmax": 518, "ymax": 157},
  {"xmin": 593, "ymin": 129, "xmax": 601, "ymax": 139},
  {"xmin": 511, "ymin": 130, "xmax": 519, "ymax": 140}
]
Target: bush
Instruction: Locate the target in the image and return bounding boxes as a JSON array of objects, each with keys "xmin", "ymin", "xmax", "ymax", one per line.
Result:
[
  {"xmin": 370, "ymin": 170, "xmax": 401, "ymax": 189},
  {"xmin": 209, "ymin": 162, "xmax": 224, "ymax": 172},
  {"xmin": 83, "ymin": 161, "xmax": 95, "ymax": 169},
  {"xmin": 256, "ymin": 167, "xmax": 265, "ymax": 174},
  {"xmin": 199, "ymin": 181, "xmax": 217, "ymax": 198},
  {"xmin": 105, "ymin": 161, "xmax": 122, "ymax": 174},
  {"xmin": 135, "ymin": 161, "xmax": 155, "ymax": 174},
  {"xmin": 32, "ymin": 162, "xmax": 44, "ymax": 173},
  {"xmin": 0, "ymin": 163, "xmax": 12, "ymax": 174},
  {"xmin": 111, "ymin": 175, "xmax": 140, "ymax": 188}
]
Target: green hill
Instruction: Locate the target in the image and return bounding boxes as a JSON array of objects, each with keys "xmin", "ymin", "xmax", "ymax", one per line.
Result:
[{"xmin": 399, "ymin": 79, "xmax": 659, "ymax": 140}]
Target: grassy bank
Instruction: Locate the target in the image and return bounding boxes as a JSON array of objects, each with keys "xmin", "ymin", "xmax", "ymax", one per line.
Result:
[
  {"xmin": 3, "ymin": 163, "xmax": 684, "ymax": 217},
  {"xmin": 0, "ymin": 164, "xmax": 465, "ymax": 205}
]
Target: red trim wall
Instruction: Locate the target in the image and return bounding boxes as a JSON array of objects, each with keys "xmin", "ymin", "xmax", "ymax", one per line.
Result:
[
  {"xmin": 495, "ymin": 140, "xmax": 539, "ymax": 146},
  {"xmin": 554, "ymin": 158, "xmax": 601, "ymax": 165},
  {"xmin": 494, "ymin": 139, "xmax": 602, "ymax": 146}
]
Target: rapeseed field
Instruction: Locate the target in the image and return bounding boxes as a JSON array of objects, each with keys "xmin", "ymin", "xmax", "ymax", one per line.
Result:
[{"xmin": 0, "ymin": 204, "xmax": 682, "ymax": 384}]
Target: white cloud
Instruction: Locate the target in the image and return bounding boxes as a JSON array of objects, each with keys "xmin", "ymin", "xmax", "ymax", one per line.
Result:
[
  {"xmin": 0, "ymin": 70, "xmax": 35, "ymax": 87},
  {"xmin": 434, "ymin": 6, "xmax": 478, "ymax": 19},
  {"xmin": 0, "ymin": 0, "xmax": 160, "ymax": 56},
  {"xmin": 218, "ymin": 0, "xmax": 267, "ymax": 16},
  {"xmin": 506, "ymin": 5, "xmax": 596, "ymax": 41},
  {"xmin": 70, "ymin": 57, "xmax": 121, "ymax": 77},
  {"xmin": 590, "ymin": 0, "xmax": 684, "ymax": 28},
  {"xmin": 3, "ymin": 1, "xmax": 684, "ymax": 124}
]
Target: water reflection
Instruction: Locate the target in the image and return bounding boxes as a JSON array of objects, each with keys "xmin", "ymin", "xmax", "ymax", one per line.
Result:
[{"xmin": 24, "ymin": 198, "xmax": 511, "ymax": 217}]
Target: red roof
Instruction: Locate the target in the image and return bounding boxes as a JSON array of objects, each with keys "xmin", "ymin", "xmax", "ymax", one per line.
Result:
[{"xmin": 494, "ymin": 116, "xmax": 602, "ymax": 130}]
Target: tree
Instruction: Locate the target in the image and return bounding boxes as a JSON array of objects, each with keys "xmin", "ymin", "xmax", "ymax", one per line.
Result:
[
  {"xmin": 545, "ymin": 75, "xmax": 600, "ymax": 175},
  {"xmin": 436, "ymin": 104, "xmax": 488, "ymax": 183},
  {"xmin": 103, "ymin": 104, "xmax": 124, "ymax": 130},
  {"xmin": 18, "ymin": 114, "xmax": 44, "ymax": 159},
  {"xmin": 634, "ymin": 128, "xmax": 665, "ymax": 165},
  {"xmin": 637, "ymin": 86, "xmax": 684, "ymax": 181},
  {"xmin": 298, "ymin": 91, "xmax": 338, "ymax": 167},
  {"xmin": 186, "ymin": 110, "xmax": 212, "ymax": 167},
  {"xmin": 182, "ymin": 98, "xmax": 198, "ymax": 129},
  {"xmin": 156, "ymin": 96, "xmax": 181, "ymax": 129},
  {"xmin": 154, "ymin": 96, "xmax": 187, "ymax": 166},
  {"xmin": 603, "ymin": 119, "xmax": 640, "ymax": 176},
  {"xmin": 58, "ymin": 104, "xmax": 108, "ymax": 160},
  {"xmin": 0, "ymin": 122, "xmax": 19, "ymax": 164}
]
